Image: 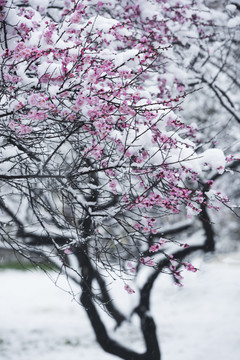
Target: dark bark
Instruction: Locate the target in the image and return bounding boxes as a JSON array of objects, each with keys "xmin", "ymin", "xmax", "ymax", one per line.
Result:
[
  {"xmin": 92, "ymin": 267, "xmax": 126, "ymax": 327},
  {"xmin": 77, "ymin": 246, "xmax": 161, "ymax": 360},
  {"xmin": 200, "ymin": 204, "xmax": 215, "ymax": 252}
]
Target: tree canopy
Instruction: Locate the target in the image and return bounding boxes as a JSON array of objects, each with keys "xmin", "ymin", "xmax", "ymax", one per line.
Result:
[{"xmin": 1, "ymin": 1, "xmax": 239, "ymax": 359}]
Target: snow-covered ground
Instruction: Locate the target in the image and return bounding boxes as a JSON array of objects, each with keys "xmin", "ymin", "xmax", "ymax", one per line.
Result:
[{"xmin": 1, "ymin": 253, "xmax": 240, "ymax": 360}]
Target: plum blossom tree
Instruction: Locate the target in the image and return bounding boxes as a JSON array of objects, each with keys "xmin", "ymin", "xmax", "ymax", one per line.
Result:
[{"xmin": 0, "ymin": 1, "xmax": 239, "ymax": 359}]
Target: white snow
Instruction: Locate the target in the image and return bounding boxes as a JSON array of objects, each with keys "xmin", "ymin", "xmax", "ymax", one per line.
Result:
[
  {"xmin": 201, "ymin": 148, "xmax": 226, "ymax": 174},
  {"xmin": 29, "ymin": 0, "xmax": 49, "ymax": 11},
  {"xmin": 226, "ymin": 4, "xmax": 237, "ymax": 13},
  {"xmin": 205, "ymin": 189, "xmax": 217, "ymax": 200},
  {"xmin": 114, "ymin": 49, "xmax": 139, "ymax": 68},
  {"xmin": 1, "ymin": 253, "xmax": 240, "ymax": 360},
  {"xmin": 228, "ymin": 16, "xmax": 240, "ymax": 28}
]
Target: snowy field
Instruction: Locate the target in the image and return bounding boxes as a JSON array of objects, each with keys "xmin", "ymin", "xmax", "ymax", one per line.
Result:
[{"xmin": 1, "ymin": 253, "xmax": 240, "ymax": 360}]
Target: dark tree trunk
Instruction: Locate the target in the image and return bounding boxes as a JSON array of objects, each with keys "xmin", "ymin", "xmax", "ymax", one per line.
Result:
[
  {"xmin": 200, "ymin": 204, "xmax": 215, "ymax": 252},
  {"xmin": 77, "ymin": 247, "xmax": 161, "ymax": 360}
]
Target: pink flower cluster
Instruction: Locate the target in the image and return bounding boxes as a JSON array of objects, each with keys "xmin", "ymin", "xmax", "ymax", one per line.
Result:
[
  {"xmin": 28, "ymin": 93, "xmax": 53, "ymax": 110},
  {"xmin": 70, "ymin": 3, "xmax": 85, "ymax": 23},
  {"xmin": 129, "ymin": 192, "xmax": 180, "ymax": 214},
  {"xmin": 179, "ymin": 243, "xmax": 190, "ymax": 248},
  {"xmin": 124, "ymin": 284, "xmax": 135, "ymax": 294},
  {"xmin": 12, "ymin": 43, "xmax": 42, "ymax": 61},
  {"xmin": 133, "ymin": 218, "xmax": 159, "ymax": 235},
  {"xmin": 183, "ymin": 262, "xmax": 197, "ymax": 272},
  {"xmin": 0, "ymin": 0, "xmax": 6, "ymax": 21},
  {"xmin": 84, "ymin": 143, "xmax": 104, "ymax": 161},
  {"xmin": 1, "ymin": 0, "xmax": 228, "ymax": 295},
  {"xmin": 139, "ymin": 257, "xmax": 156, "ymax": 267},
  {"xmin": 8, "ymin": 121, "xmax": 32, "ymax": 135},
  {"xmin": 64, "ymin": 248, "xmax": 72, "ymax": 255},
  {"xmin": 4, "ymin": 73, "xmax": 21, "ymax": 83},
  {"xmin": 17, "ymin": 7, "xmax": 35, "ymax": 20},
  {"xmin": 109, "ymin": 180, "xmax": 118, "ymax": 194},
  {"xmin": 126, "ymin": 261, "xmax": 136, "ymax": 274},
  {"xmin": 167, "ymin": 256, "xmax": 198, "ymax": 287},
  {"xmin": 149, "ymin": 237, "xmax": 167, "ymax": 253}
]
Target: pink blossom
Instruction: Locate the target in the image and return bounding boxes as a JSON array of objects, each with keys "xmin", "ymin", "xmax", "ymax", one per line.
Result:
[
  {"xmin": 159, "ymin": 238, "xmax": 167, "ymax": 246},
  {"xmin": 109, "ymin": 180, "xmax": 117, "ymax": 193},
  {"xmin": 140, "ymin": 257, "xmax": 156, "ymax": 267},
  {"xmin": 17, "ymin": 124, "xmax": 33, "ymax": 135},
  {"xmin": 133, "ymin": 222, "xmax": 141, "ymax": 231},
  {"xmin": 175, "ymin": 282, "xmax": 184, "ymax": 287},
  {"xmin": 174, "ymin": 271, "xmax": 184, "ymax": 280},
  {"xmin": 8, "ymin": 120, "xmax": 16, "ymax": 130},
  {"xmin": 124, "ymin": 284, "xmax": 135, "ymax": 294},
  {"xmin": 126, "ymin": 261, "xmax": 136, "ymax": 274},
  {"xmin": 149, "ymin": 243, "xmax": 161, "ymax": 253},
  {"xmin": 206, "ymin": 180, "xmax": 214, "ymax": 186},
  {"xmin": 64, "ymin": 248, "xmax": 72, "ymax": 255},
  {"xmin": 143, "ymin": 226, "xmax": 150, "ymax": 233},
  {"xmin": 183, "ymin": 262, "xmax": 197, "ymax": 272},
  {"xmin": 130, "ymin": 267, "xmax": 136, "ymax": 274}
]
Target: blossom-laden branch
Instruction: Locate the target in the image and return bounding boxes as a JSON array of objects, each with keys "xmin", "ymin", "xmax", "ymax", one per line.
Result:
[{"xmin": 1, "ymin": 1, "xmax": 239, "ymax": 359}]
